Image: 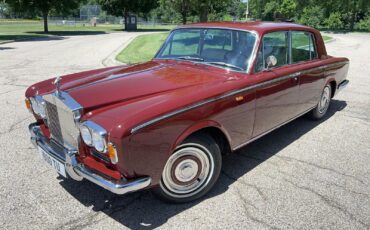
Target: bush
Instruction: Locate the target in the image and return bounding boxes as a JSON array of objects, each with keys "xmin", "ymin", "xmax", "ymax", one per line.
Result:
[
  {"xmin": 324, "ymin": 12, "xmax": 344, "ymax": 30},
  {"xmin": 356, "ymin": 14, "xmax": 370, "ymax": 31},
  {"xmin": 299, "ymin": 6, "xmax": 324, "ymax": 28}
]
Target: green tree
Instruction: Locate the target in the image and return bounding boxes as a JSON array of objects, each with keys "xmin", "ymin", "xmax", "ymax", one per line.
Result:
[
  {"xmin": 356, "ymin": 10, "xmax": 370, "ymax": 31},
  {"xmin": 263, "ymin": 0, "xmax": 280, "ymax": 20},
  {"xmin": 193, "ymin": 0, "xmax": 230, "ymax": 23},
  {"xmin": 341, "ymin": 0, "xmax": 369, "ymax": 30},
  {"xmin": 98, "ymin": 0, "xmax": 157, "ymax": 29},
  {"xmin": 158, "ymin": 0, "xmax": 192, "ymax": 24},
  {"xmin": 299, "ymin": 6, "xmax": 324, "ymax": 28},
  {"xmin": 324, "ymin": 12, "xmax": 343, "ymax": 30},
  {"xmin": 5, "ymin": 0, "xmax": 84, "ymax": 32},
  {"xmin": 279, "ymin": 0, "xmax": 296, "ymax": 19}
]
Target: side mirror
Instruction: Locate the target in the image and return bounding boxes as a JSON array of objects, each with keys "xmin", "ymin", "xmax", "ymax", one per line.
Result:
[{"xmin": 266, "ymin": 55, "xmax": 277, "ymax": 69}]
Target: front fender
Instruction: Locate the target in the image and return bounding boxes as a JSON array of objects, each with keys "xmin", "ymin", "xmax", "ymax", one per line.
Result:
[{"xmin": 172, "ymin": 120, "xmax": 232, "ymax": 152}]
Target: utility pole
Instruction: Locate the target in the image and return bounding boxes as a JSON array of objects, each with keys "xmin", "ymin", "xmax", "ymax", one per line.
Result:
[{"xmin": 242, "ymin": 0, "xmax": 249, "ymax": 21}]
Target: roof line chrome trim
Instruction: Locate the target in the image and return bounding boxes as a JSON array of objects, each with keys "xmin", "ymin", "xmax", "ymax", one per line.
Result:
[{"xmin": 131, "ymin": 61, "xmax": 348, "ymax": 134}]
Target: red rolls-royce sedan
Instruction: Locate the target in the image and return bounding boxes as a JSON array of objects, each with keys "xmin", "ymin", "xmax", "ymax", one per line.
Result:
[{"xmin": 26, "ymin": 22, "xmax": 349, "ymax": 203}]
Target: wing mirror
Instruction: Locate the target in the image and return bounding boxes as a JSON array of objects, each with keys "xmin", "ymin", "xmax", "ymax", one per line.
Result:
[{"xmin": 265, "ymin": 55, "xmax": 277, "ymax": 69}]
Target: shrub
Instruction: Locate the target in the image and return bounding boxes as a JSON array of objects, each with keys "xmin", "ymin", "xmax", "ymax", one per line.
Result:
[
  {"xmin": 299, "ymin": 6, "xmax": 324, "ymax": 28},
  {"xmin": 324, "ymin": 12, "xmax": 344, "ymax": 30},
  {"xmin": 356, "ymin": 14, "xmax": 370, "ymax": 31}
]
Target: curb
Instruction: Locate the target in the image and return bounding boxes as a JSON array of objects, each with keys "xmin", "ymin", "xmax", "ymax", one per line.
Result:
[
  {"xmin": 102, "ymin": 35, "xmax": 137, "ymax": 67},
  {"xmin": 102, "ymin": 32, "xmax": 163, "ymax": 67},
  {"xmin": 324, "ymin": 38, "xmax": 336, "ymax": 44}
]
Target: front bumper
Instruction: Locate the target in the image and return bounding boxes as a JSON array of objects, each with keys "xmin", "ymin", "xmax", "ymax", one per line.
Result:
[{"xmin": 29, "ymin": 123, "xmax": 151, "ymax": 195}]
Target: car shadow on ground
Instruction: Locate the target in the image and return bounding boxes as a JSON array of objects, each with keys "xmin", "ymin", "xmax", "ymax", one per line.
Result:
[{"xmin": 59, "ymin": 99, "xmax": 347, "ymax": 229}]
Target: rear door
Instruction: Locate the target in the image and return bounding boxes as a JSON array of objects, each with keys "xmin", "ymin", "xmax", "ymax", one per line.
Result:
[{"xmin": 290, "ymin": 31, "xmax": 326, "ymax": 113}]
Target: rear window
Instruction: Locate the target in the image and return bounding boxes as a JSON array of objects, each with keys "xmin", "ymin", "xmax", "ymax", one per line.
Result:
[{"xmin": 291, "ymin": 31, "xmax": 318, "ymax": 63}]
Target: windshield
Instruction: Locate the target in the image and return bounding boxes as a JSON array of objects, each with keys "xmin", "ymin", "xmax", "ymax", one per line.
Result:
[{"xmin": 155, "ymin": 28, "xmax": 257, "ymax": 72}]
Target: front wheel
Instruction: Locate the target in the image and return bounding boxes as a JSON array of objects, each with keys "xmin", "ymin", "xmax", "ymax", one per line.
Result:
[
  {"xmin": 309, "ymin": 84, "xmax": 332, "ymax": 120},
  {"xmin": 154, "ymin": 134, "xmax": 222, "ymax": 203}
]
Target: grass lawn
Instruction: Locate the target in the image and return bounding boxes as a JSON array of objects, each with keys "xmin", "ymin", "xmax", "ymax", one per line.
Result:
[
  {"xmin": 322, "ymin": 35, "xmax": 333, "ymax": 41},
  {"xmin": 116, "ymin": 32, "xmax": 169, "ymax": 64},
  {"xmin": 116, "ymin": 32, "xmax": 333, "ymax": 64},
  {"xmin": 0, "ymin": 21, "xmax": 175, "ymax": 43}
]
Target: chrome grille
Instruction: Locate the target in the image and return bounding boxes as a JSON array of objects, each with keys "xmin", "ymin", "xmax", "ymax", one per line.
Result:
[
  {"xmin": 44, "ymin": 101, "xmax": 64, "ymax": 145},
  {"xmin": 43, "ymin": 92, "xmax": 82, "ymax": 150}
]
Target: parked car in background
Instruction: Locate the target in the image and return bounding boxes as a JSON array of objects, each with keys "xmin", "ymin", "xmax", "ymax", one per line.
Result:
[{"xmin": 26, "ymin": 22, "xmax": 349, "ymax": 203}]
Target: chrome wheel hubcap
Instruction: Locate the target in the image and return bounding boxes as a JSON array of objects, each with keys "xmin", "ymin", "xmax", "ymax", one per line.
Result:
[
  {"xmin": 162, "ymin": 145, "xmax": 213, "ymax": 197},
  {"xmin": 319, "ymin": 86, "xmax": 330, "ymax": 114}
]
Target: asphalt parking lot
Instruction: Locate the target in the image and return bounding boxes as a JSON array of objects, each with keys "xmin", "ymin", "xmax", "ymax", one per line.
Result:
[{"xmin": 0, "ymin": 32, "xmax": 369, "ymax": 229}]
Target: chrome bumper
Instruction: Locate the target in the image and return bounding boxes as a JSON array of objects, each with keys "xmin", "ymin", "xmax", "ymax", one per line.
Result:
[
  {"xmin": 29, "ymin": 123, "xmax": 151, "ymax": 195},
  {"xmin": 338, "ymin": 79, "xmax": 349, "ymax": 92}
]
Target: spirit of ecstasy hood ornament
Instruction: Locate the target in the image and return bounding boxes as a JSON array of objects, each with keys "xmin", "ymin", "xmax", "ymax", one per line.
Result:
[{"xmin": 54, "ymin": 76, "xmax": 62, "ymax": 97}]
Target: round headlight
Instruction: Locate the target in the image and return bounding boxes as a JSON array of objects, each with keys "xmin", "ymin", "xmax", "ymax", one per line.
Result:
[
  {"xmin": 30, "ymin": 97, "xmax": 46, "ymax": 118},
  {"xmin": 38, "ymin": 101, "xmax": 46, "ymax": 118},
  {"xmin": 30, "ymin": 97, "xmax": 39, "ymax": 114},
  {"xmin": 92, "ymin": 131, "xmax": 106, "ymax": 152},
  {"xmin": 80, "ymin": 125, "xmax": 92, "ymax": 146}
]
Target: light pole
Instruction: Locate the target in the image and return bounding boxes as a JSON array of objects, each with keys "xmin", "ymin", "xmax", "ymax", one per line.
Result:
[{"xmin": 242, "ymin": 0, "xmax": 249, "ymax": 21}]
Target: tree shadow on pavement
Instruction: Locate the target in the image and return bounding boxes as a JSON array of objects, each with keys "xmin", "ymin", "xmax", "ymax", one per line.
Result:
[
  {"xmin": 112, "ymin": 28, "xmax": 171, "ymax": 32},
  {"xmin": 0, "ymin": 34, "xmax": 65, "ymax": 43},
  {"xmin": 26, "ymin": 31, "xmax": 107, "ymax": 36},
  {"xmin": 0, "ymin": 47, "xmax": 15, "ymax": 50},
  {"xmin": 59, "ymin": 99, "xmax": 347, "ymax": 229}
]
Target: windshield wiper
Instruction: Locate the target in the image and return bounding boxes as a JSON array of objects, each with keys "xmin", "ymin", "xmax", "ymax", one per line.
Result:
[
  {"xmin": 176, "ymin": 56, "xmax": 204, "ymax": 62},
  {"xmin": 205, "ymin": 62, "xmax": 244, "ymax": 71}
]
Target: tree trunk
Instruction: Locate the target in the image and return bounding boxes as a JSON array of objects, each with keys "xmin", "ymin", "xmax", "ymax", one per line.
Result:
[
  {"xmin": 349, "ymin": 12, "xmax": 356, "ymax": 31},
  {"xmin": 199, "ymin": 8, "xmax": 208, "ymax": 22},
  {"xmin": 199, "ymin": 3, "xmax": 208, "ymax": 22},
  {"xmin": 42, "ymin": 11, "xmax": 48, "ymax": 33},
  {"xmin": 181, "ymin": 0, "xmax": 188, "ymax": 24},
  {"xmin": 181, "ymin": 12, "xmax": 187, "ymax": 24}
]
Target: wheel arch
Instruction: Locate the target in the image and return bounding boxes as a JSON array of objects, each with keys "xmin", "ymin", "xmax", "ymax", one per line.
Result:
[
  {"xmin": 326, "ymin": 78, "xmax": 337, "ymax": 98},
  {"xmin": 172, "ymin": 120, "xmax": 232, "ymax": 156}
]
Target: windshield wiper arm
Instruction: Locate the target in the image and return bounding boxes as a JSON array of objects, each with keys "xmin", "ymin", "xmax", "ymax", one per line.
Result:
[
  {"xmin": 205, "ymin": 62, "xmax": 244, "ymax": 71},
  {"xmin": 176, "ymin": 56, "xmax": 204, "ymax": 61}
]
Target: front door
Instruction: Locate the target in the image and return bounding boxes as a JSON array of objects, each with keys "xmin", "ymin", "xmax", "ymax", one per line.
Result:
[{"xmin": 252, "ymin": 31, "xmax": 300, "ymax": 137}]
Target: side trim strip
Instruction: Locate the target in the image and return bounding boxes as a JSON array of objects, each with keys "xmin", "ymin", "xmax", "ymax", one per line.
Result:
[
  {"xmin": 131, "ymin": 61, "xmax": 348, "ymax": 134},
  {"xmin": 232, "ymin": 106, "xmax": 316, "ymax": 151}
]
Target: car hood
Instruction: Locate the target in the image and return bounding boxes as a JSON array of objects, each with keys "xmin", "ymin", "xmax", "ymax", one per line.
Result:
[
  {"xmin": 68, "ymin": 61, "xmax": 233, "ymax": 110},
  {"xmin": 27, "ymin": 60, "xmax": 233, "ymax": 111}
]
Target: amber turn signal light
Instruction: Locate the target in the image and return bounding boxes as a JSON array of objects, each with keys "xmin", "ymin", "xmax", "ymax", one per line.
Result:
[
  {"xmin": 235, "ymin": 96, "xmax": 244, "ymax": 102},
  {"xmin": 25, "ymin": 98, "xmax": 32, "ymax": 111},
  {"xmin": 107, "ymin": 142, "xmax": 118, "ymax": 164}
]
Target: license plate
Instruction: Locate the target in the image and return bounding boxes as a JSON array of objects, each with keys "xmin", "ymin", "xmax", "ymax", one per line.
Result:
[{"xmin": 38, "ymin": 146, "xmax": 67, "ymax": 178}]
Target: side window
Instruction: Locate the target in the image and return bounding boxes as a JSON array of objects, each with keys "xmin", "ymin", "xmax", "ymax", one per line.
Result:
[
  {"xmin": 291, "ymin": 31, "xmax": 318, "ymax": 63},
  {"xmin": 254, "ymin": 31, "xmax": 289, "ymax": 72}
]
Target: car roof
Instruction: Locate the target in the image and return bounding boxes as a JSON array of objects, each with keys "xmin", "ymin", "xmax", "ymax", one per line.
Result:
[{"xmin": 177, "ymin": 21, "xmax": 315, "ymax": 35}]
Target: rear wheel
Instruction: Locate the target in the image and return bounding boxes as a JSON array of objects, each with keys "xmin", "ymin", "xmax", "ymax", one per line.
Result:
[
  {"xmin": 154, "ymin": 134, "xmax": 222, "ymax": 203},
  {"xmin": 310, "ymin": 84, "xmax": 332, "ymax": 120}
]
